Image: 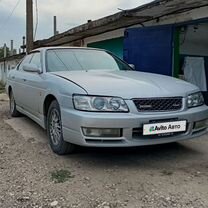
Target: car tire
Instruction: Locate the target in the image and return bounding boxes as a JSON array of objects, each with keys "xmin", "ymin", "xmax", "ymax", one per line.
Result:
[
  {"xmin": 47, "ymin": 100, "xmax": 76, "ymax": 155},
  {"xmin": 9, "ymin": 90, "xmax": 21, "ymax": 117}
]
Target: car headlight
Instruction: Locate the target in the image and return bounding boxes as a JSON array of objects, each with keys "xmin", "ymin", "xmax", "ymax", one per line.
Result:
[
  {"xmin": 73, "ymin": 95, "xmax": 129, "ymax": 112},
  {"xmin": 187, "ymin": 92, "xmax": 204, "ymax": 108}
]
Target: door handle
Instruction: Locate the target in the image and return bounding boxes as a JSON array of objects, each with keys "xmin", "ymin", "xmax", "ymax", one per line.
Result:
[
  {"xmin": 11, "ymin": 76, "xmax": 15, "ymax": 79},
  {"xmin": 23, "ymin": 79, "xmax": 27, "ymax": 82}
]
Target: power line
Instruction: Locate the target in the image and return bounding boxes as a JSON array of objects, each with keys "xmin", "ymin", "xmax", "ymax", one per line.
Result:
[
  {"xmin": 0, "ymin": 0, "xmax": 22, "ymax": 30},
  {"xmin": 34, "ymin": 0, "xmax": 38, "ymax": 40}
]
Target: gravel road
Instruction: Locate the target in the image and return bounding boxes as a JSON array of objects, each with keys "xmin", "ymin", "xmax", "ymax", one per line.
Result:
[{"xmin": 0, "ymin": 93, "xmax": 208, "ymax": 208}]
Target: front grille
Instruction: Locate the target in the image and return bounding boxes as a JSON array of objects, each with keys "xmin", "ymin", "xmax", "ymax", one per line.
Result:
[{"xmin": 133, "ymin": 97, "xmax": 183, "ymax": 112}]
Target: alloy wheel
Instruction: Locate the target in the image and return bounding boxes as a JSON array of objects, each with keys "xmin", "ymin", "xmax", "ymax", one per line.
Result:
[{"xmin": 49, "ymin": 108, "xmax": 62, "ymax": 146}]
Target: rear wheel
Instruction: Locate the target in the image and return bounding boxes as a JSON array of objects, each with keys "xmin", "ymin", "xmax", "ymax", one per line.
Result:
[
  {"xmin": 47, "ymin": 100, "xmax": 75, "ymax": 155},
  {"xmin": 9, "ymin": 90, "xmax": 21, "ymax": 117}
]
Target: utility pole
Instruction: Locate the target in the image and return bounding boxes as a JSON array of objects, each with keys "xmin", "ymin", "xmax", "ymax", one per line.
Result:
[
  {"xmin": 10, "ymin": 40, "xmax": 14, "ymax": 56},
  {"xmin": 3, "ymin": 44, "xmax": 7, "ymax": 58},
  {"xmin": 53, "ymin": 16, "xmax": 59, "ymax": 35},
  {"xmin": 26, "ymin": 0, "xmax": 33, "ymax": 53},
  {"xmin": 3, "ymin": 44, "xmax": 7, "ymax": 74},
  {"xmin": 23, "ymin": 36, "xmax": 26, "ymax": 53},
  {"xmin": 53, "ymin": 16, "xmax": 57, "ymax": 36}
]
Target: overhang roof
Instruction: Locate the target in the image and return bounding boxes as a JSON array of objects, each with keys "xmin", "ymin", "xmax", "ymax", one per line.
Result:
[{"xmin": 32, "ymin": 0, "xmax": 208, "ymax": 48}]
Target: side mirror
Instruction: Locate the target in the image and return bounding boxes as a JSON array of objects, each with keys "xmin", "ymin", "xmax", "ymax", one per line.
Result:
[
  {"xmin": 23, "ymin": 63, "xmax": 42, "ymax": 74},
  {"xmin": 11, "ymin": 65, "xmax": 16, "ymax": 70},
  {"xmin": 129, "ymin": 64, "xmax": 135, "ymax": 70}
]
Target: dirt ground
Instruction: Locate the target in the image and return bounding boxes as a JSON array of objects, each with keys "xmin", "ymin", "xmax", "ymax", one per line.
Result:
[{"xmin": 0, "ymin": 93, "xmax": 208, "ymax": 208}]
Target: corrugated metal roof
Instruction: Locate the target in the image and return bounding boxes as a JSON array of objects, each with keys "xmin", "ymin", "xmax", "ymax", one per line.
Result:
[{"xmin": 33, "ymin": 0, "xmax": 208, "ymax": 47}]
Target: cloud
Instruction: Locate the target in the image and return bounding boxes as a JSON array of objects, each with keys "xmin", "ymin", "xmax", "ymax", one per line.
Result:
[
  {"xmin": 0, "ymin": 0, "xmax": 153, "ymax": 49},
  {"xmin": 0, "ymin": 0, "xmax": 25, "ymax": 50}
]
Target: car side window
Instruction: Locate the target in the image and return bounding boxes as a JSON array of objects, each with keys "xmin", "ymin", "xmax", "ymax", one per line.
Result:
[
  {"xmin": 30, "ymin": 52, "xmax": 41, "ymax": 69},
  {"xmin": 18, "ymin": 54, "xmax": 34, "ymax": 71}
]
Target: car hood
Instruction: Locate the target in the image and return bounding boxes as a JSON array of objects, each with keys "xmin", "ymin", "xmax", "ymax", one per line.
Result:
[{"xmin": 52, "ymin": 70, "xmax": 198, "ymax": 99}]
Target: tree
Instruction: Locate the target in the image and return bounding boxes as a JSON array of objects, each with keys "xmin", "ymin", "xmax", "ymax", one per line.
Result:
[{"xmin": 0, "ymin": 47, "xmax": 10, "ymax": 59}]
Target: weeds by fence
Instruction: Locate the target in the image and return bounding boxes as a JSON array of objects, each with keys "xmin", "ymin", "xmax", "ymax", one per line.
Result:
[{"xmin": 0, "ymin": 82, "xmax": 5, "ymax": 94}]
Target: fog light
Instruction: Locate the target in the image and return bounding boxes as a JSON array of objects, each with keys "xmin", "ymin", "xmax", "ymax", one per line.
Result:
[
  {"xmin": 82, "ymin": 128, "xmax": 122, "ymax": 137},
  {"xmin": 194, "ymin": 119, "xmax": 208, "ymax": 130}
]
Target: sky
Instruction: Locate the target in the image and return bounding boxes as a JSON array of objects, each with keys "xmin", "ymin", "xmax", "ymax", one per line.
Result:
[{"xmin": 0, "ymin": 0, "xmax": 153, "ymax": 51}]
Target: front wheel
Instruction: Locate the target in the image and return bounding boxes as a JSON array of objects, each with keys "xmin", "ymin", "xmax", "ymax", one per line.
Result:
[{"xmin": 47, "ymin": 100, "xmax": 76, "ymax": 155}]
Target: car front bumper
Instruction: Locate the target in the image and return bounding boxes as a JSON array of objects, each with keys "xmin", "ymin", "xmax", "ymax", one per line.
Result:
[{"xmin": 61, "ymin": 105, "xmax": 208, "ymax": 147}]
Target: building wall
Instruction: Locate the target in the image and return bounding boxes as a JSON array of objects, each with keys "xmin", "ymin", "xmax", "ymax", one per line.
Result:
[
  {"xmin": 0, "ymin": 63, "xmax": 5, "ymax": 83},
  {"xmin": 180, "ymin": 24, "xmax": 208, "ymax": 56},
  {"xmin": 87, "ymin": 37, "xmax": 124, "ymax": 58},
  {"xmin": 83, "ymin": 6, "xmax": 208, "ymax": 56},
  {"xmin": 0, "ymin": 59, "xmax": 22, "ymax": 85},
  {"xmin": 178, "ymin": 23, "xmax": 208, "ymax": 89},
  {"xmin": 84, "ymin": 29, "xmax": 124, "ymax": 46}
]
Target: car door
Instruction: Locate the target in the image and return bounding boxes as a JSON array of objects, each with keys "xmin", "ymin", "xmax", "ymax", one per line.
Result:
[
  {"xmin": 21, "ymin": 51, "xmax": 47, "ymax": 118},
  {"xmin": 12, "ymin": 53, "xmax": 34, "ymax": 109}
]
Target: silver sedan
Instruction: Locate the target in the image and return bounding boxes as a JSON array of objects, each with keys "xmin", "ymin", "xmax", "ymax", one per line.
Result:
[{"xmin": 6, "ymin": 47, "xmax": 208, "ymax": 155}]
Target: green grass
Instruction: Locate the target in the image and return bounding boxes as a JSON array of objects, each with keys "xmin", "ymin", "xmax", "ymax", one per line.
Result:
[
  {"xmin": 0, "ymin": 82, "xmax": 5, "ymax": 94},
  {"xmin": 161, "ymin": 170, "xmax": 173, "ymax": 176},
  {"xmin": 50, "ymin": 169, "xmax": 74, "ymax": 183}
]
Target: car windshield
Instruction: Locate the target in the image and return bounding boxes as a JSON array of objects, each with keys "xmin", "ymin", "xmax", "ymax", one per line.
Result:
[{"xmin": 46, "ymin": 49, "xmax": 132, "ymax": 72}]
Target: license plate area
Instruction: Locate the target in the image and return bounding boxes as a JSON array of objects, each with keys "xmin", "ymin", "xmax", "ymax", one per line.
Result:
[{"xmin": 143, "ymin": 120, "xmax": 187, "ymax": 136}]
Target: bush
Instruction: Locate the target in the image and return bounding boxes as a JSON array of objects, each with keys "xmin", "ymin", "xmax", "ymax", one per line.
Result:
[
  {"xmin": 0, "ymin": 82, "xmax": 5, "ymax": 94},
  {"xmin": 50, "ymin": 169, "xmax": 74, "ymax": 183}
]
